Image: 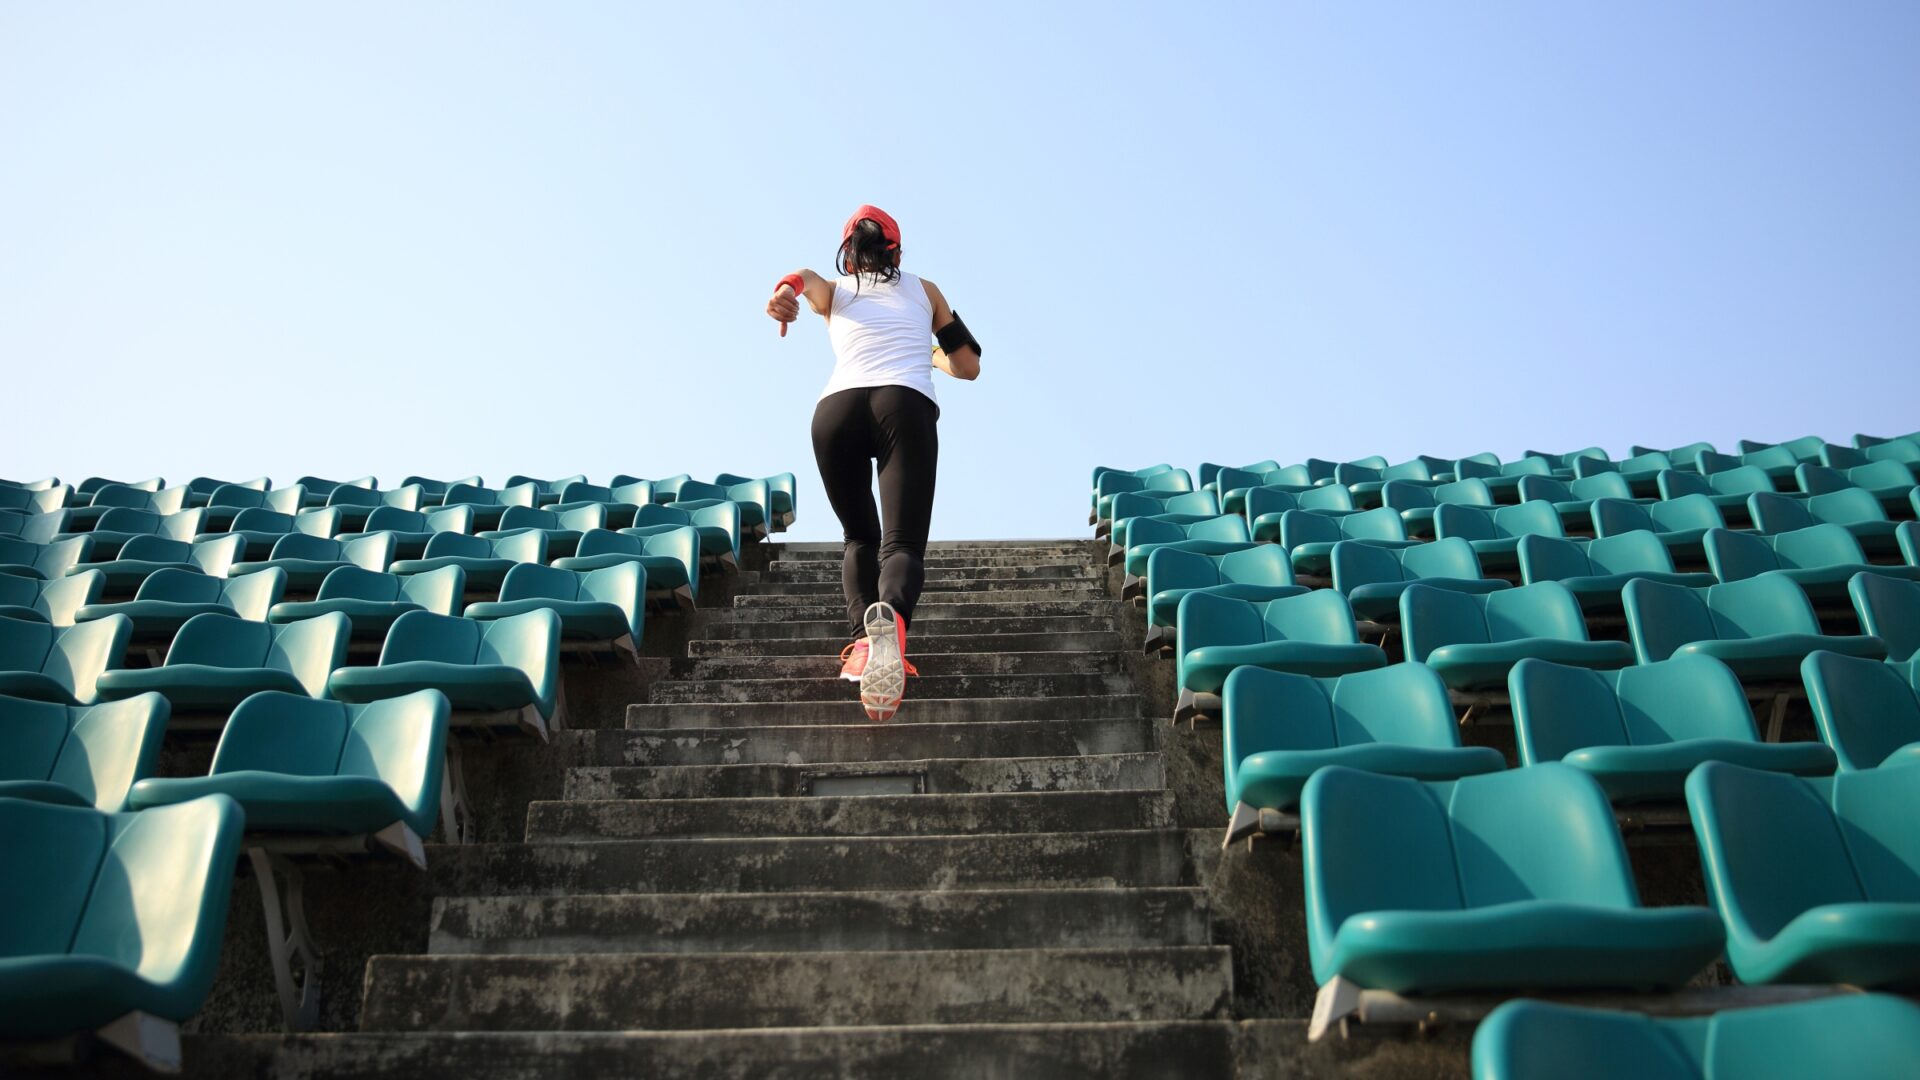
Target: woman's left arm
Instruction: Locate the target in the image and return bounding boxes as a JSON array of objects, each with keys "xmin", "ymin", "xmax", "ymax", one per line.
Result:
[{"xmin": 921, "ymin": 278, "xmax": 981, "ymax": 381}]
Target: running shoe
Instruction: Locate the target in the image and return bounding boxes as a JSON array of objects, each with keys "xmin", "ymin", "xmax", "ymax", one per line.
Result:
[
  {"xmin": 859, "ymin": 601, "xmax": 911, "ymax": 721},
  {"xmin": 837, "ymin": 639, "xmax": 869, "ymax": 682}
]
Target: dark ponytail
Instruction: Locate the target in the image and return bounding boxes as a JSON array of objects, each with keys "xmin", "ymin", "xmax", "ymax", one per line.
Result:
[{"xmin": 835, "ymin": 219, "xmax": 902, "ymax": 285}]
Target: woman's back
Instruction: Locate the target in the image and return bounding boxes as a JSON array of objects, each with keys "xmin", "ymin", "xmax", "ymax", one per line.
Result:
[{"xmin": 822, "ymin": 271, "xmax": 937, "ymax": 404}]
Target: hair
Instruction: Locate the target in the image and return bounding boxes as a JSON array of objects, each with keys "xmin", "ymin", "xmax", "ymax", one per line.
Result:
[{"xmin": 835, "ymin": 218, "xmax": 902, "ymax": 285}]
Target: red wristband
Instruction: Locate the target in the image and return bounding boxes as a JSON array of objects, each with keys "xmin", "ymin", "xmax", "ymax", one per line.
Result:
[{"xmin": 776, "ymin": 273, "xmax": 806, "ymax": 296}]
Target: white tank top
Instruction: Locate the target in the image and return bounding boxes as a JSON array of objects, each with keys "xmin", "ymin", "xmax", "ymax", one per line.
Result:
[{"xmin": 820, "ymin": 271, "xmax": 938, "ymax": 404}]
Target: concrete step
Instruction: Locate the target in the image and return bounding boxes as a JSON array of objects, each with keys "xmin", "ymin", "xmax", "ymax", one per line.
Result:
[
  {"xmin": 424, "ymin": 829, "xmax": 1201, "ymax": 896},
  {"xmin": 687, "ymin": 630, "xmax": 1125, "ymax": 657},
  {"xmin": 564, "ymin": 752, "xmax": 1166, "ymax": 799},
  {"xmin": 672, "ymin": 650, "xmax": 1121, "ymax": 681},
  {"xmin": 525, "ymin": 790, "xmax": 1178, "ymax": 841},
  {"xmin": 359, "ymin": 947, "xmax": 1234, "ymax": 1031},
  {"xmin": 586, "ymin": 717, "xmax": 1156, "ymax": 767},
  {"xmin": 763, "ymin": 563, "xmax": 1099, "ymax": 584},
  {"xmin": 691, "ymin": 614, "xmax": 1116, "ymax": 640},
  {"xmin": 647, "ymin": 672, "xmax": 1135, "ymax": 705},
  {"xmin": 775, "ymin": 540, "xmax": 1102, "ymax": 561},
  {"xmin": 733, "ymin": 587, "xmax": 1107, "ymax": 609},
  {"xmin": 428, "ymin": 887, "xmax": 1211, "ymax": 956},
  {"xmin": 625, "ymin": 695, "xmax": 1144, "ymax": 729},
  {"xmin": 744, "ymin": 579, "xmax": 1106, "ymax": 597},
  {"xmin": 711, "ymin": 599, "xmax": 1117, "ymax": 623}
]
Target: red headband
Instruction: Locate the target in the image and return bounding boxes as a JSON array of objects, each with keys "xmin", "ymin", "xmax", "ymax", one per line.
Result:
[{"xmin": 842, "ymin": 205, "xmax": 901, "ymax": 248}]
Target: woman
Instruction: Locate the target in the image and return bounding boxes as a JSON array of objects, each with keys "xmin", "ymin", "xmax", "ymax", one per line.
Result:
[{"xmin": 767, "ymin": 205, "xmax": 982, "ymax": 721}]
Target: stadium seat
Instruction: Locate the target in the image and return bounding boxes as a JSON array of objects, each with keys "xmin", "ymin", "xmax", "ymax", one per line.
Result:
[
  {"xmin": 1687, "ymin": 761, "xmax": 1920, "ymax": 986},
  {"xmin": 1246, "ymin": 485, "xmax": 1345, "ymax": 543},
  {"xmin": 68, "ymin": 507, "xmax": 207, "ymax": 559},
  {"xmin": 294, "ymin": 475, "xmax": 376, "ymax": 509},
  {"xmin": 714, "ymin": 471, "xmax": 799, "ymax": 531},
  {"xmin": 553, "ymin": 526, "xmax": 701, "ymax": 609},
  {"xmin": 202, "ymin": 507, "xmax": 342, "ymax": 561},
  {"xmin": 1219, "ymin": 467, "xmax": 1318, "ymax": 516},
  {"xmin": 1093, "ymin": 468, "xmax": 1194, "ymax": 526},
  {"xmin": 0, "ymin": 483, "xmax": 70, "ymax": 516},
  {"xmin": 1105, "ymin": 489, "xmax": 1220, "ymax": 546},
  {"xmin": 1574, "ymin": 451, "xmax": 1674, "ymax": 497},
  {"xmin": 0, "ymin": 692, "xmax": 169, "ymax": 812},
  {"xmin": 1337, "ymin": 459, "xmax": 1439, "ymax": 507},
  {"xmin": 127, "ymin": 688, "xmax": 447, "ymax": 846},
  {"xmin": 0, "ymin": 569, "xmax": 103, "ymax": 627},
  {"xmin": 1516, "ymin": 532, "xmax": 1715, "ymax": 613},
  {"xmin": 1623, "ymin": 575, "xmax": 1886, "ymax": 680},
  {"xmin": 388, "ymin": 530, "xmax": 548, "ymax": 599},
  {"xmin": 1629, "ymin": 441, "xmax": 1717, "ymax": 470},
  {"xmin": 466, "ymin": 561, "xmax": 645, "ymax": 656},
  {"xmin": 70, "ymin": 533, "xmax": 245, "ymax": 596},
  {"xmin": 640, "ymin": 473, "xmax": 694, "ymax": 503},
  {"xmin": 1280, "ymin": 506, "xmax": 1417, "ymax": 578},
  {"xmin": 1173, "ymin": 590, "xmax": 1387, "ymax": 723},
  {"xmin": 1522, "ymin": 446, "xmax": 1610, "ymax": 471},
  {"xmin": 1803, "ymin": 652, "xmax": 1920, "ymax": 771},
  {"xmin": 267, "ymin": 564, "xmax": 466, "ymax": 641},
  {"xmin": 0, "ymin": 614, "xmax": 131, "ymax": 704},
  {"xmin": 1432, "ymin": 501, "xmax": 1567, "ymax": 575},
  {"xmin": 1739, "ymin": 434, "xmax": 1828, "ymax": 460},
  {"xmin": 1384, "ymin": 478, "xmax": 1494, "ymax": 541},
  {"xmin": 1850, "ymin": 571, "xmax": 1920, "ymax": 662},
  {"xmin": 0, "ymin": 794, "xmax": 245, "ymax": 1057},
  {"xmin": 183, "ymin": 476, "xmax": 268, "ymax": 508},
  {"xmin": 505, "ymin": 474, "xmax": 588, "ymax": 507},
  {"xmin": 1470, "ymin": 995, "xmax": 1920, "ymax": 1080},
  {"xmin": 1400, "ymin": 581, "xmax": 1633, "ymax": 692},
  {"xmin": 1796, "ymin": 460, "xmax": 1918, "ymax": 516},
  {"xmin": 630, "ymin": 501, "xmax": 743, "ymax": 571},
  {"xmin": 1655, "ymin": 465, "xmax": 1779, "ymax": 527},
  {"xmin": 335, "ymin": 504, "xmax": 473, "ymax": 560},
  {"xmin": 1591, "ymin": 493, "xmax": 1728, "ymax": 566},
  {"xmin": 229, "ymin": 532, "xmax": 398, "ymax": 592},
  {"xmin": 475, "ymin": 505, "xmax": 604, "ymax": 561},
  {"xmin": 199, "ymin": 484, "xmax": 308, "ymax": 531},
  {"xmin": 65, "ymin": 484, "xmax": 189, "ymax": 532},
  {"xmin": 550, "ymin": 480, "xmax": 656, "ymax": 528},
  {"xmin": 1143, "ymin": 545, "xmax": 1305, "ymax": 653},
  {"xmin": 438, "ymin": 482, "xmax": 538, "ymax": 528},
  {"xmin": 1511, "ymin": 656, "xmax": 1834, "ymax": 801},
  {"xmin": 1459, "ymin": 456, "xmax": 1555, "ymax": 503},
  {"xmin": 400, "ymin": 475, "xmax": 483, "ymax": 508},
  {"xmin": 1121, "ymin": 514, "xmax": 1256, "ymax": 584},
  {"xmin": 93, "ymin": 612, "xmax": 350, "ymax": 719},
  {"xmin": 323, "ymin": 483, "xmax": 423, "ymax": 529},
  {"xmin": 1223, "ymin": 664, "xmax": 1504, "ymax": 820},
  {"xmin": 1750, "ymin": 488, "xmax": 1901, "ymax": 559},
  {"xmin": 327, "ymin": 608, "xmax": 562, "ymax": 738},
  {"xmin": 75, "ymin": 476, "xmax": 166, "ymax": 502},
  {"xmin": 0, "ymin": 475, "xmax": 62, "ymax": 493},
  {"xmin": 1301, "ymin": 764, "xmax": 1723, "ymax": 1000},
  {"xmin": 1331, "ymin": 536, "xmax": 1510, "ymax": 622},
  {"xmin": 1193, "ymin": 461, "xmax": 1274, "ymax": 491},
  {"xmin": 75, "ymin": 566, "xmax": 286, "ymax": 647},
  {"xmin": 1705, "ymin": 524, "xmax": 1920, "ymax": 605},
  {"xmin": 1514, "ymin": 471, "xmax": 1639, "ymax": 533},
  {"xmin": 0, "ymin": 535, "xmax": 90, "ymax": 581}
]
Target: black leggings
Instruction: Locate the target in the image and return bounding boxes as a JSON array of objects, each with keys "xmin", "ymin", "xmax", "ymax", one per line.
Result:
[{"xmin": 811, "ymin": 385, "xmax": 939, "ymax": 638}]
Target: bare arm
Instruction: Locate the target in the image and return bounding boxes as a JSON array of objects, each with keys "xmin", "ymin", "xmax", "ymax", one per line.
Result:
[
  {"xmin": 767, "ymin": 269, "xmax": 836, "ymax": 329},
  {"xmin": 921, "ymin": 277, "xmax": 981, "ymax": 381}
]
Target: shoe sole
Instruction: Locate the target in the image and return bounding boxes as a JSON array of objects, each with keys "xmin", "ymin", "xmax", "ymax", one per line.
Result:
[{"xmin": 860, "ymin": 602, "xmax": 905, "ymax": 722}]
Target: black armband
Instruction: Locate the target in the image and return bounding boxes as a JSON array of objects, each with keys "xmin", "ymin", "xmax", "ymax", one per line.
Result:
[{"xmin": 936, "ymin": 312, "xmax": 980, "ymax": 357}]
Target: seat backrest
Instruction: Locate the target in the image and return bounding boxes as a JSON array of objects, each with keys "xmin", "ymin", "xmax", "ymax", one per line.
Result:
[
  {"xmin": 627, "ymin": 525, "xmax": 701, "ymax": 580},
  {"xmin": 422, "ymin": 531, "xmax": 491, "ymax": 560},
  {"xmin": 1448, "ymin": 764, "xmax": 1642, "ymax": 907},
  {"xmin": 1583, "ymin": 530, "xmax": 1680, "ymax": 575},
  {"xmin": 497, "ymin": 562, "xmax": 581, "ymax": 602},
  {"xmin": 1483, "ymin": 581, "xmax": 1588, "ymax": 642},
  {"xmin": 1656, "ymin": 468, "xmax": 1713, "ymax": 500},
  {"xmin": 1805, "ymin": 651, "xmax": 1920, "ymax": 772},
  {"xmin": 1337, "ymin": 506, "xmax": 1407, "ymax": 542},
  {"xmin": 555, "ymin": 503, "xmax": 607, "ymax": 532},
  {"xmin": 475, "ymin": 609, "xmax": 560, "ymax": 711},
  {"xmin": 1794, "ymin": 463, "xmax": 1851, "ymax": 495},
  {"xmin": 1330, "ymin": 661, "xmax": 1460, "ymax": 748},
  {"xmin": 268, "ymin": 532, "xmax": 344, "ymax": 561},
  {"xmin": 343, "ymin": 532, "xmax": 396, "ymax": 572},
  {"xmin": 1264, "ymin": 464, "xmax": 1315, "ymax": 487},
  {"xmin": 1515, "ymin": 475, "xmax": 1573, "ymax": 504},
  {"xmin": 187, "ymin": 534, "xmax": 243, "ymax": 577},
  {"xmin": 1175, "ymin": 591, "xmax": 1266, "ymax": 658},
  {"xmin": 294, "ymin": 508, "xmax": 343, "ymax": 537},
  {"xmin": 398, "ymin": 564, "xmax": 466, "ymax": 613},
  {"xmin": 1472, "ymin": 1001, "xmax": 1702, "ymax": 1080},
  {"xmin": 1807, "ymin": 487, "xmax": 1888, "ymax": 527},
  {"xmin": 1260, "ymin": 589, "xmax": 1362, "ymax": 645},
  {"xmin": 31, "ymin": 571, "xmax": 104, "ymax": 627},
  {"xmin": 219, "ymin": 566, "xmax": 285, "ymax": 620},
  {"xmin": 1401, "ymin": 583, "xmax": 1495, "ymax": 656},
  {"xmin": 1742, "ymin": 444, "xmax": 1800, "ymax": 473},
  {"xmin": 1687, "ymin": 763, "xmax": 1863, "ymax": 941},
  {"xmin": 1649, "ymin": 493, "xmax": 1724, "ymax": 532},
  {"xmin": 167, "ymin": 611, "xmax": 274, "ymax": 667},
  {"xmin": 1706, "ymin": 574, "xmax": 1822, "ymax": 640},
  {"xmin": 117, "ymin": 534, "xmax": 193, "ymax": 564},
  {"xmin": 493, "ymin": 506, "xmax": 559, "ymax": 532},
  {"xmin": 0, "ymin": 613, "xmax": 57, "ymax": 672},
  {"xmin": 1433, "ymin": 503, "xmax": 1497, "ymax": 542},
  {"xmin": 1095, "ymin": 468, "xmax": 1193, "ymax": 500},
  {"xmin": 1329, "ymin": 540, "xmax": 1407, "ymax": 592},
  {"xmin": 1380, "ymin": 480, "xmax": 1437, "ymax": 511},
  {"xmin": 1746, "ymin": 491, "xmax": 1815, "ymax": 534},
  {"xmin": 1830, "ymin": 761, "xmax": 1920, "ymax": 902},
  {"xmin": 1452, "ymin": 456, "xmax": 1501, "ymax": 480},
  {"xmin": 135, "ymin": 566, "xmax": 224, "ymax": 604},
  {"xmin": 1846, "ymin": 459, "xmax": 1916, "ymax": 492},
  {"xmin": 1332, "ymin": 461, "xmax": 1380, "ymax": 486},
  {"xmin": 1223, "ymin": 667, "xmax": 1339, "ymax": 780},
  {"xmin": 610, "ymin": 479, "xmax": 654, "ymax": 506},
  {"xmin": 1706, "ymin": 994, "xmax": 1920, "ymax": 1080},
  {"xmin": 380, "ymin": 609, "xmax": 482, "ymax": 665},
  {"xmin": 1435, "ymin": 478, "xmax": 1495, "ymax": 507},
  {"xmin": 558, "ymin": 481, "xmax": 614, "ymax": 505},
  {"xmin": 1611, "ymin": 655, "xmax": 1758, "ymax": 745},
  {"xmin": 490, "ymin": 529, "xmax": 548, "ymax": 564},
  {"xmin": 1402, "ymin": 535, "xmax": 1484, "ymax": 580},
  {"xmin": 229, "ymin": 507, "xmax": 297, "ymax": 536},
  {"xmin": 326, "ymin": 485, "xmax": 385, "ymax": 508},
  {"xmin": 1770, "ymin": 523, "xmax": 1868, "ymax": 571},
  {"xmin": 1567, "ymin": 471, "xmax": 1634, "ymax": 501},
  {"xmin": 425, "ymin": 504, "xmax": 474, "ymax": 534},
  {"xmin": 337, "ymin": 690, "xmax": 448, "ymax": 836},
  {"xmin": 1294, "ymin": 484, "xmax": 1355, "ymax": 513},
  {"xmin": 1623, "ymin": 579, "xmax": 1720, "ymax": 663},
  {"xmin": 316, "ymin": 565, "xmax": 407, "ymax": 603},
  {"xmin": 1850, "ymin": 572, "xmax": 1920, "ymax": 663},
  {"xmin": 211, "ymin": 691, "xmax": 351, "ymax": 776},
  {"xmin": 34, "ymin": 535, "xmax": 93, "ymax": 578},
  {"xmin": 362, "ymin": 506, "xmax": 427, "ymax": 533},
  {"xmin": 1491, "ymin": 500, "xmax": 1565, "ymax": 540},
  {"xmin": 575, "ymin": 528, "xmax": 644, "ymax": 558},
  {"xmin": 48, "ymin": 616, "xmax": 132, "ymax": 703},
  {"xmin": 0, "ymin": 797, "xmax": 111, "ymax": 956},
  {"xmin": 1702, "ymin": 527, "xmax": 1783, "ymax": 582},
  {"xmin": 48, "ymin": 695, "xmax": 170, "ymax": 811},
  {"xmin": 1215, "ymin": 544, "xmax": 1294, "ymax": 587},
  {"xmin": 266, "ymin": 612, "xmax": 350, "ymax": 696},
  {"xmin": 1244, "ymin": 486, "xmax": 1299, "ymax": 521},
  {"xmin": 1706, "ymin": 465, "xmax": 1775, "ymax": 497},
  {"xmin": 578, "ymin": 562, "xmax": 645, "ymax": 638},
  {"xmin": 94, "ymin": 507, "xmax": 164, "ymax": 537}
]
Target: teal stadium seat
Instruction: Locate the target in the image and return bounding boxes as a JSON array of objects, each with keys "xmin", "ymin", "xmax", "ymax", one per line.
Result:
[
  {"xmin": 1433, "ymin": 501, "xmax": 1567, "ymax": 575},
  {"xmin": 200, "ymin": 507, "xmax": 342, "ymax": 561},
  {"xmin": 129, "ymin": 688, "xmax": 448, "ymax": 845},
  {"xmin": 0, "ymin": 614, "xmax": 131, "ymax": 704},
  {"xmin": 70, "ymin": 533, "xmax": 244, "ymax": 597},
  {"xmin": 629, "ymin": 473, "xmax": 692, "ymax": 503},
  {"xmin": 0, "ymin": 535, "xmax": 91, "ymax": 580},
  {"xmin": 1224, "ymin": 664, "xmax": 1504, "ymax": 817},
  {"xmin": 1383, "ymin": 478, "xmax": 1495, "ymax": 541},
  {"xmin": 182, "ymin": 475, "xmax": 268, "ymax": 508},
  {"xmin": 1120, "ymin": 515, "xmax": 1256, "ymax": 600},
  {"xmin": 1401, "ymin": 581, "xmax": 1632, "ymax": 692},
  {"xmin": 1249, "ymin": 483, "xmax": 1353, "ymax": 543},
  {"xmin": 1803, "ymin": 652, "xmax": 1920, "ymax": 771},
  {"xmin": 466, "ymin": 561, "xmax": 645, "ymax": 655},
  {"xmin": 0, "ymin": 569, "xmax": 103, "ymax": 627},
  {"xmin": 1515, "ymin": 471, "xmax": 1640, "ymax": 533},
  {"xmin": 505, "ymin": 474, "xmax": 588, "ymax": 508},
  {"xmin": 1750, "ymin": 487, "xmax": 1900, "ymax": 559},
  {"xmin": 64, "ymin": 507, "xmax": 207, "ymax": 559},
  {"xmin": 1193, "ymin": 461, "xmax": 1272, "ymax": 491},
  {"xmin": 0, "ymin": 692, "xmax": 169, "ymax": 811},
  {"xmin": 479, "ymin": 504, "xmax": 606, "ymax": 559},
  {"xmin": 554, "ymin": 526, "xmax": 701, "ymax": 609},
  {"xmin": 323, "ymin": 483, "xmax": 424, "ymax": 529},
  {"xmin": 1795, "ymin": 459, "xmax": 1918, "ymax": 518},
  {"xmin": 1301, "ymin": 764, "xmax": 1722, "ymax": 997},
  {"xmin": 439, "ymin": 482, "xmax": 538, "ymax": 529},
  {"xmin": 1705, "ymin": 523, "xmax": 1920, "ymax": 604},
  {"xmin": 1104, "ymin": 488, "xmax": 1219, "ymax": 547},
  {"xmin": 389, "ymin": 529, "xmax": 548, "ymax": 597},
  {"xmin": 1523, "ymin": 446, "xmax": 1609, "ymax": 471},
  {"xmin": 293, "ymin": 475, "xmax": 376, "ymax": 509},
  {"xmin": 1591, "ymin": 493, "xmax": 1729, "ymax": 566},
  {"xmin": 707, "ymin": 471, "xmax": 798, "ymax": 533},
  {"xmin": 0, "ymin": 483, "xmax": 70, "ymax": 516},
  {"xmin": 1629, "ymin": 441, "xmax": 1716, "ymax": 470},
  {"xmin": 631, "ymin": 501, "xmax": 743, "ymax": 571},
  {"xmin": 1470, "ymin": 995, "xmax": 1920, "ymax": 1080},
  {"xmin": 1657, "ymin": 464, "xmax": 1777, "ymax": 523},
  {"xmin": 94, "ymin": 611, "xmax": 350, "ymax": 716},
  {"xmin": 1174, "ymin": 590, "xmax": 1387, "ymax": 723},
  {"xmin": 1510, "ymin": 656, "xmax": 1833, "ymax": 801},
  {"xmin": 75, "ymin": 566, "xmax": 286, "ymax": 646},
  {"xmin": 229, "ymin": 532, "xmax": 398, "ymax": 592},
  {"xmin": 1331, "ymin": 536, "xmax": 1510, "ymax": 622},
  {"xmin": 1219, "ymin": 466, "xmax": 1317, "ymax": 517},
  {"xmin": 400, "ymin": 475, "xmax": 483, "ymax": 508},
  {"xmin": 718, "ymin": 471, "xmax": 798, "ymax": 531},
  {"xmin": 267, "ymin": 564, "xmax": 466, "ymax": 641},
  {"xmin": 1335, "ymin": 459, "xmax": 1439, "ymax": 508},
  {"xmin": 335, "ymin": 504, "xmax": 473, "ymax": 560},
  {"xmin": 1143, "ymin": 545, "xmax": 1305, "ymax": 653},
  {"xmin": 327, "ymin": 608, "xmax": 562, "ymax": 738},
  {"xmin": 1687, "ymin": 761, "xmax": 1920, "ymax": 986},
  {"xmin": 0, "ymin": 794, "xmax": 245, "ymax": 1053},
  {"xmin": 1093, "ymin": 467, "xmax": 1194, "ymax": 526},
  {"xmin": 550, "ymin": 480, "xmax": 655, "ymax": 528},
  {"xmin": 1278, "ymin": 506, "xmax": 1417, "ymax": 579},
  {"xmin": 1452, "ymin": 455, "xmax": 1554, "ymax": 504},
  {"xmin": 199, "ymin": 483, "xmax": 307, "ymax": 531},
  {"xmin": 1851, "ymin": 571, "xmax": 1920, "ymax": 661},
  {"xmin": 1623, "ymin": 575, "xmax": 1885, "ymax": 680},
  {"xmin": 1516, "ymin": 532, "xmax": 1715, "ymax": 612}
]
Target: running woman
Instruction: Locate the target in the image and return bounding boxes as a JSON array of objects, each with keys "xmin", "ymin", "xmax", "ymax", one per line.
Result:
[{"xmin": 767, "ymin": 205, "xmax": 982, "ymax": 721}]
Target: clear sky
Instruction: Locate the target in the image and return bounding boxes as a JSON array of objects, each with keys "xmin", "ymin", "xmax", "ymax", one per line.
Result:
[{"xmin": 4, "ymin": 3, "xmax": 1916, "ymax": 540}]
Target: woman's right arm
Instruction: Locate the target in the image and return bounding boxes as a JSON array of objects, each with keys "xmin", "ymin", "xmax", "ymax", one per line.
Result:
[{"xmin": 767, "ymin": 269, "xmax": 835, "ymax": 328}]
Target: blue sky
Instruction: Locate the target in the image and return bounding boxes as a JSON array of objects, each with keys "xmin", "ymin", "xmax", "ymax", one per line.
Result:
[{"xmin": 3, "ymin": 3, "xmax": 1916, "ymax": 540}]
